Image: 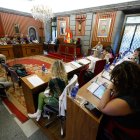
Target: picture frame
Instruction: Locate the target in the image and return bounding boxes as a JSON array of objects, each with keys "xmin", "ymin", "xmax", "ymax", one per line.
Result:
[
  {"xmin": 97, "ymin": 18, "xmax": 111, "ymax": 37},
  {"xmin": 14, "ymin": 24, "xmax": 20, "ymax": 34},
  {"xmin": 60, "ymin": 21, "xmax": 66, "ymax": 35}
]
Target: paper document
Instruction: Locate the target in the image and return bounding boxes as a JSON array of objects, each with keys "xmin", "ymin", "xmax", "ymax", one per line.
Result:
[
  {"xmin": 102, "ymin": 71, "xmax": 111, "ymax": 81},
  {"xmin": 65, "ymin": 65, "xmax": 74, "ymax": 73},
  {"xmin": 78, "ymin": 58, "xmax": 90, "ymax": 65},
  {"xmin": 87, "ymin": 82, "xmax": 99, "ymax": 93},
  {"xmin": 87, "ymin": 82, "xmax": 106, "ymax": 99},
  {"xmin": 70, "ymin": 61, "xmax": 82, "ymax": 68},
  {"xmin": 93, "ymin": 85, "xmax": 106, "ymax": 99},
  {"xmin": 86, "ymin": 56, "xmax": 100, "ymax": 61},
  {"xmin": 27, "ymin": 75, "xmax": 45, "ymax": 87}
]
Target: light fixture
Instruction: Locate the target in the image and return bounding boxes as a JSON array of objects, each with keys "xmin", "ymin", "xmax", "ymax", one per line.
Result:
[{"xmin": 31, "ymin": 4, "xmax": 54, "ymax": 23}]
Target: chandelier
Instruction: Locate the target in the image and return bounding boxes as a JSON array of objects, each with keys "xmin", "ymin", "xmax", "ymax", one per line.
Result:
[{"xmin": 31, "ymin": 4, "xmax": 54, "ymax": 23}]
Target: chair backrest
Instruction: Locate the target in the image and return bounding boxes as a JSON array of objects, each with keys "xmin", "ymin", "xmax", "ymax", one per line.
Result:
[
  {"xmin": 78, "ymin": 66, "xmax": 89, "ymax": 87},
  {"xmin": 0, "ymin": 83, "xmax": 6, "ymax": 96},
  {"xmin": 94, "ymin": 60, "xmax": 106, "ymax": 77},
  {"xmin": 9, "ymin": 68, "xmax": 19, "ymax": 83},
  {"xmin": 59, "ymin": 74, "xmax": 78, "ymax": 116},
  {"xmin": 1, "ymin": 63, "xmax": 10, "ymax": 74}
]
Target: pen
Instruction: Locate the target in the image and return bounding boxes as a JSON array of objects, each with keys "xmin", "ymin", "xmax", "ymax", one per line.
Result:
[{"xmin": 91, "ymin": 77, "xmax": 98, "ymax": 83}]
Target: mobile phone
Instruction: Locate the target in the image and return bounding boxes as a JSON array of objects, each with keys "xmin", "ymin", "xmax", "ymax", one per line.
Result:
[{"xmin": 84, "ymin": 101, "xmax": 102, "ymax": 118}]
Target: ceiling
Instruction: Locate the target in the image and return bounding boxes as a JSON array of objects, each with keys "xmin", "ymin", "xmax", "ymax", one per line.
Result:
[{"xmin": 0, "ymin": 0, "xmax": 137, "ymax": 13}]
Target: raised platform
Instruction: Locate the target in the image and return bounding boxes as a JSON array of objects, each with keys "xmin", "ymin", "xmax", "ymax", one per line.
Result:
[{"xmin": 46, "ymin": 52, "xmax": 82, "ymax": 62}]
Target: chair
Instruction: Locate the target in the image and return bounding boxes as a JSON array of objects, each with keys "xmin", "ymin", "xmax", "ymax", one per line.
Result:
[
  {"xmin": 1, "ymin": 63, "xmax": 11, "ymax": 80},
  {"xmin": 8, "ymin": 68, "xmax": 21, "ymax": 90},
  {"xmin": 0, "ymin": 83, "xmax": 7, "ymax": 98},
  {"xmin": 44, "ymin": 74, "xmax": 78, "ymax": 136},
  {"xmin": 0, "ymin": 58, "xmax": 5, "ymax": 64},
  {"xmin": 78, "ymin": 66, "xmax": 89, "ymax": 87},
  {"xmin": 94, "ymin": 60, "xmax": 106, "ymax": 77}
]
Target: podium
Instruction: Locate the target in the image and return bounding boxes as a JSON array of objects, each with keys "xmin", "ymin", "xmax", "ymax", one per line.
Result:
[{"xmin": 58, "ymin": 43, "xmax": 81, "ymax": 57}]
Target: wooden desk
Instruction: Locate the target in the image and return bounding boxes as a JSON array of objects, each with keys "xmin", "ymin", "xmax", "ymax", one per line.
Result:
[
  {"xmin": 43, "ymin": 43, "xmax": 55, "ymax": 53},
  {"xmin": 13, "ymin": 44, "xmax": 23, "ymax": 58},
  {"xmin": 0, "ymin": 45, "xmax": 14, "ymax": 59},
  {"xmin": 66, "ymin": 73, "xmax": 110, "ymax": 140},
  {"xmin": 21, "ymin": 43, "xmax": 43, "ymax": 57},
  {"xmin": 21, "ymin": 73, "xmax": 51, "ymax": 113},
  {"xmin": 21, "ymin": 61, "xmax": 88, "ymax": 113},
  {"xmin": 58, "ymin": 43, "xmax": 81, "ymax": 56}
]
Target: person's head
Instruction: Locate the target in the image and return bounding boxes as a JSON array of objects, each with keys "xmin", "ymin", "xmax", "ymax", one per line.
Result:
[
  {"xmin": 134, "ymin": 47, "xmax": 140, "ymax": 58},
  {"xmin": 51, "ymin": 60, "xmax": 67, "ymax": 82},
  {"xmin": 98, "ymin": 41, "xmax": 101, "ymax": 45},
  {"xmin": 111, "ymin": 61, "xmax": 140, "ymax": 96},
  {"xmin": 102, "ymin": 46, "xmax": 112, "ymax": 55}
]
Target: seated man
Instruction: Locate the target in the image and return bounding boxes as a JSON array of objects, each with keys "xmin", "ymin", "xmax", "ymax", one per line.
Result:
[{"xmin": 93, "ymin": 41, "xmax": 103, "ymax": 58}]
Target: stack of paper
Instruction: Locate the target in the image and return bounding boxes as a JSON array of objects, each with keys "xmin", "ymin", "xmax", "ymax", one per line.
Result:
[
  {"xmin": 102, "ymin": 71, "xmax": 111, "ymax": 81},
  {"xmin": 86, "ymin": 56, "xmax": 100, "ymax": 61},
  {"xmin": 65, "ymin": 65, "xmax": 74, "ymax": 73},
  {"xmin": 70, "ymin": 61, "xmax": 82, "ymax": 68},
  {"xmin": 27, "ymin": 75, "xmax": 45, "ymax": 87},
  {"xmin": 78, "ymin": 58, "xmax": 90, "ymax": 65}
]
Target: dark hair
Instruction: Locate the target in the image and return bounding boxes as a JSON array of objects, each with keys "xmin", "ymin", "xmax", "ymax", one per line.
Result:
[
  {"xmin": 134, "ymin": 47, "xmax": 140, "ymax": 64},
  {"xmin": 104, "ymin": 46, "xmax": 112, "ymax": 53},
  {"xmin": 111, "ymin": 61, "xmax": 140, "ymax": 97}
]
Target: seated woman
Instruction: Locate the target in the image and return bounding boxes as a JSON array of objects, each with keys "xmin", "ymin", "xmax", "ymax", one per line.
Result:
[
  {"xmin": 28, "ymin": 60, "xmax": 67, "ymax": 121},
  {"xmin": 130, "ymin": 47, "xmax": 140, "ymax": 64},
  {"xmin": 97, "ymin": 61, "xmax": 140, "ymax": 139},
  {"xmin": 101, "ymin": 46, "xmax": 113, "ymax": 62}
]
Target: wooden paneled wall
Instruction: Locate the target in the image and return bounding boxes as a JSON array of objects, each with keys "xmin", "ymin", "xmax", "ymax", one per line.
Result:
[
  {"xmin": 0, "ymin": 12, "xmax": 43, "ymax": 37},
  {"xmin": 0, "ymin": 15, "xmax": 4, "ymax": 36},
  {"xmin": 92, "ymin": 11, "xmax": 117, "ymax": 47}
]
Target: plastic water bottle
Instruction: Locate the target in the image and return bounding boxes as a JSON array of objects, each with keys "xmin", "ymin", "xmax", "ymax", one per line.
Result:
[
  {"xmin": 71, "ymin": 83, "xmax": 79, "ymax": 99},
  {"xmin": 112, "ymin": 57, "xmax": 117, "ymax": 65},
  {"xmin": 42, "ymin": 64, "xmax": 46, "ymax": 73},
  {"xmin": 74, "ymin": 55, "xmax": 77, "ymax": 61},
  {"xmin": 104, "ymin": 62, "xmax": 110, "ymax": 71}
]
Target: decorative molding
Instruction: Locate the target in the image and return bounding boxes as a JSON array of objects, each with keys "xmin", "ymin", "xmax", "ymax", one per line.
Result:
[
  {"xmin": 0, "ymin": 7, "xmax": 32, "ymax": 17},
  {"xmin": 55, "ymin": 1, "xmax": 140, "ymax": 16}
]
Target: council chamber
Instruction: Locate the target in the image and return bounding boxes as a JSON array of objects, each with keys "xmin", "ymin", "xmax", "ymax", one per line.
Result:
[{"xmin": 0, "ymin": 0, "xmax": 140, "ymax": 140}]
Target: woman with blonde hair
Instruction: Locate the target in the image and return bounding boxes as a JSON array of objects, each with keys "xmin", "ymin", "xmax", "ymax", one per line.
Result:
[{"xmin": 28, "ymin": 60, "xmax": 67, "ymax": 121}]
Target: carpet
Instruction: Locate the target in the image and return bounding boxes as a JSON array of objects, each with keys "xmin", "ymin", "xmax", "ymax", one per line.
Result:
[{"xmin": 1, "ymin": 55, "xmax": 55, "ymax": 123}]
